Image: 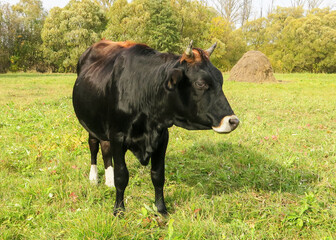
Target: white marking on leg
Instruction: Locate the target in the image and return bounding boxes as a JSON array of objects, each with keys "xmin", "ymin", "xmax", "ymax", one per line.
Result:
[
  {"xmin": 89, "ymin": 164, "xmax": 98, "ymax": 185},
  {"xmin": 105, "ymin": 166, "xmax": 115, "ymax": 188}
]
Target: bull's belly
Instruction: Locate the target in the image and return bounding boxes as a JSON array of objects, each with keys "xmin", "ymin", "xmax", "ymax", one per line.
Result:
[{"xmin": 78, "ymin": 119, "xmax": 107, "ymax": 140}]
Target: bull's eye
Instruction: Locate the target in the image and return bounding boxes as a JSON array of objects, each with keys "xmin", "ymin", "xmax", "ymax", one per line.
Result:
[{"xmin": 194, "ymin": 80, "xmax": 208, "ymax": 90}]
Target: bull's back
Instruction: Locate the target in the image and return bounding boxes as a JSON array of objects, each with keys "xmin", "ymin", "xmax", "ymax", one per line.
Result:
[{"xmin": 77, "ymin": 40, "xmax": 136, "ymax": 75}]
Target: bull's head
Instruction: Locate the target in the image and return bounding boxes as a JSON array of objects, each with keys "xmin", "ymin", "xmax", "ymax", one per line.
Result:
[{"xmin": 165, "ymin": 40, "xmax": 239, "ymax": 134}]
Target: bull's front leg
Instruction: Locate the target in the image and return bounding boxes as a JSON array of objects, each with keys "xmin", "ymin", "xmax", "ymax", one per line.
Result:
[
  {"xmin": 151, "ymin": 129, "xmax": 169, "ymax": 215},
  {"xmin": 112, "ymin": 141, "xmax": 128, "ymax": 215}
]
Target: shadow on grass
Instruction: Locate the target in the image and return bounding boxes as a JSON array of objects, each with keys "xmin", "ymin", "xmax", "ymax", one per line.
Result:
[{"xmin": 165, "ymin": 142, "xmax": 317, "ymax": 196}]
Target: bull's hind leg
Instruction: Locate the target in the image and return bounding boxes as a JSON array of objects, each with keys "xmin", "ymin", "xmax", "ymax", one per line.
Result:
[
  {"xmin": 88, "ymin": 134, "xmax": 99, "ymax": 185},
  {"xmin": 151, "ymin": 129, "xmax": 169, "ymax": 215},
  {"xmin": 100, "ymin": 141, "xmax": 115, "ymax": 188}
]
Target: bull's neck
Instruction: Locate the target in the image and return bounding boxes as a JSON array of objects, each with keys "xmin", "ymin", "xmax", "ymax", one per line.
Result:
[{"xmin": 131, "ymin": 56, "xmax": 180, "ymax": 128}]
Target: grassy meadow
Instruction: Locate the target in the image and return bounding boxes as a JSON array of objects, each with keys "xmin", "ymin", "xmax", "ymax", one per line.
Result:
[{"xmin": 0, "ymin": 73, "xmax": 335, "ymax": 239}]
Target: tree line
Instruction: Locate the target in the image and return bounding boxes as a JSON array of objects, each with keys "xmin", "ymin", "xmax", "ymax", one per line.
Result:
[{"xmin": 0, "ymin": 0, "xmax": 335, "ymax": 73}]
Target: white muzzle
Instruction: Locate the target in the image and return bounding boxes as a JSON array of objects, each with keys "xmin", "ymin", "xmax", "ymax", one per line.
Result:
[{"xmin": 212, "ymin": 115, "xmax": 239, "ymax": 133}]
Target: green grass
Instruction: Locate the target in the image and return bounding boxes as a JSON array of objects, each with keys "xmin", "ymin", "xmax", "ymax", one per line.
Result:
[{"xmin": 0, "ymin": 72, "xmax": 335, "ymax": 239}]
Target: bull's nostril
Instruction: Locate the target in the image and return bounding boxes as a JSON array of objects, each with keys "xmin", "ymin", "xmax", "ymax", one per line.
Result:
[{"xmin": 229, "ymin": 118, "xmax": 239, "ymax": 128}]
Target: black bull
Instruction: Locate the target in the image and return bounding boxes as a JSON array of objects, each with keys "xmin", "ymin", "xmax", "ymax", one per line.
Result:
[{"xmin": 72, "ymin": 40, "xmax": 239, "ymax": 215}]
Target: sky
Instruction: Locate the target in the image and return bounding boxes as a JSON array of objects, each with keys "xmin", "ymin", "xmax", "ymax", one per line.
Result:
[
  {"xmin": 1, "ymin": 0, "xmax": 335, "ymax": 15},
  {"xmin": 2, "ymin": 0, "xmax": 69, "ymax": 9}
]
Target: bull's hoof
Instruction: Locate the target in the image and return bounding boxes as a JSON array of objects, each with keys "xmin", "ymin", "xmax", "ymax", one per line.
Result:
[
  {"xmin": 105, "ymin": 179, "xmax": 115, "ymax": 188},
  {"xmin": 113, "ymin": 207, "xmax": 125, "ymax": 216},
  {"xmin": 158, "ymin": 208, "xmax": 168, "ymax": 216},
  {"xmin": 156, "ymin": 202, "xmax": 168, "ymax": 216}
]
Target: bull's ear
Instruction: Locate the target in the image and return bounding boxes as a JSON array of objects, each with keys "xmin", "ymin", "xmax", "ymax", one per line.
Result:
[{"xmin": 165, "ymin": 68, "xmax": 184, "ymax": 91}]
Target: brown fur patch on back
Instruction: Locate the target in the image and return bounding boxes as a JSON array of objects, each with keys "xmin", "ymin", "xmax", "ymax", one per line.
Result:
[
  {"xmin": 180, "ymin": 48, "xmax": 209, "ymax": 64},
  {"xmin": 92, "ymin": 40, "xmax": 137, "ymax": 58},
  {"xmin": 117, "ymin": 41, "xmax": 137, "ymax": 48}
]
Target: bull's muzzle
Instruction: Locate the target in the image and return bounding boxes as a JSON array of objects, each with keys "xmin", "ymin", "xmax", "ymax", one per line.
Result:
[{"xmin": 212, "ymin": 115, "xmax": 239, "ymax": 133}]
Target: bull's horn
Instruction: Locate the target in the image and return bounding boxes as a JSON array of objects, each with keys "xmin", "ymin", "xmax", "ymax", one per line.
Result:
[
  {"xmin": 185, "ymin": 40, "xmax": 193, "ymax": 57},
  {"xmin": 206, "ymin": 42, "xmax": 217, "ymax": 56}
]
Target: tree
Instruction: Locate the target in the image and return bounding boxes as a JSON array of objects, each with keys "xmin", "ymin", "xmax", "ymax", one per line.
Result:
[
  {"xmin": 242, "ymin": 6, "xmax": 305, "ymax": 60},
  {"xmin": 211, "ymin": 0, "xmax": 241, "ymax": 24},
  {"xmin": 103, "ymin": 0, "xmax": 149, "ymax": 43},
  {"xmin": 271, "ymin": 9, "xmax": 336, "ymax": 72},
  {"xmin": 242, "ymin": 17, "xmax": 267, "ymax": 49},
  {"xmin": 290, "ymin": 0, "xmax": 306, "ymax": 8},
  {"xmin": 41, "ymin": 0, "xmax": 107, "ymax": 72},
  {"xmin": 94, "ymin": 0, "xmax": 115, "ymax": 9},
  {"xmin": 268, "ymin": 0, "xmax": 275, "ymax": 15},
  {"xmin": 318, "ymin": 10, "xmax": 336, "ymax": 72},
  {"xmin": 210, "ymin": 0, "xmax": 252, "ymax": 27},
  {"xmin": 103, "ymin": 0, "xmax": 245, "ymax": 70},
  {"xmin": 104, "ymin": 0, "xmax": 215, "ymax": 53},
  {"xmin": 0, "ymin": 0, "xmax": 45, "ymax": 72},
  {"xmin": 307, "ymin": 0, "xmax": 324, "ymax": 10},
  {"xmin": 11, "ymin": 0, "xmax": 46, "ymax": 71},
  {"xmin": 145, "ymin": 0, "xmax": 180, "ymax": 52},
  {"xmin": 207, "ymin": 16, "xmax": 246, "ymax": 70},
  {"xmin": 172, "ymin": 0, "xmax": 217, "ymax": 49},
  {"xmin": 240, "ymin": 0, "xmax": 252, "ymax": 27},
  {"xmin": 0, "ymin": 3, "xmax": 16, "ymax": 72}
]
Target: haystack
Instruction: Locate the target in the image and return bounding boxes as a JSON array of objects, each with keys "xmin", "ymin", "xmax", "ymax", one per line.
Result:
[{"xmin": 228, "ymin": 50, "xmax": 277, "ymax": 83}]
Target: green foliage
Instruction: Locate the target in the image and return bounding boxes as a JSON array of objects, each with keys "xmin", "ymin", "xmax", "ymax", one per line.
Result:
[
  {"xmin": 41, "ymin": 0, "xmax": 107, "ymax": 72},
  {"xmin": 102, "ymin": 0, "xmax": 149, "ymax": 43},
  {"xmin": 2, "ymin": 1, "xmax": 336, "ymax": 73},
  {"xmin": 12, "ymin": 0, "xmax": 46, "ymax": 72},
  {"xmin": 242, "ymin": 17, "xmax": 267, "ymax": 50},
  {"xmin": 0, "ymin": 0, "xmax": 45, "ymax": 73},
  {"xmin": 172, "ymin": 0, "xmax": 215, "ymax": 48},
  {"xmin": 1, "ymin": 73, "xmax": 336, "ymax": 238},
  {"xmin": 0, "ymin": 4, "xmax": 14, "ymax": 73},
  {"xmin": 243, "ymin": 7, "xmax": 336, "ymax": 73},
  {"xmin": 243, "ymin": 6, "xmax": 306, "ymax": 68},
  {"xmin": 208, "ymin": 16, "xmax": 246, "ymax": 71},
  {"xmin": 103, "ymin": 0, "xmax": 182, "ymax": 52},
  {"xmin": 270, "ymin": 11, "xmax": 336, "ymax": 73},
  {"xmin": 145, "ymin": 0, "xmax": 180, "ymax": 52},
  {"xmin": 103, "ymin": 0, "xmax": 244, "ymax": 70}
]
